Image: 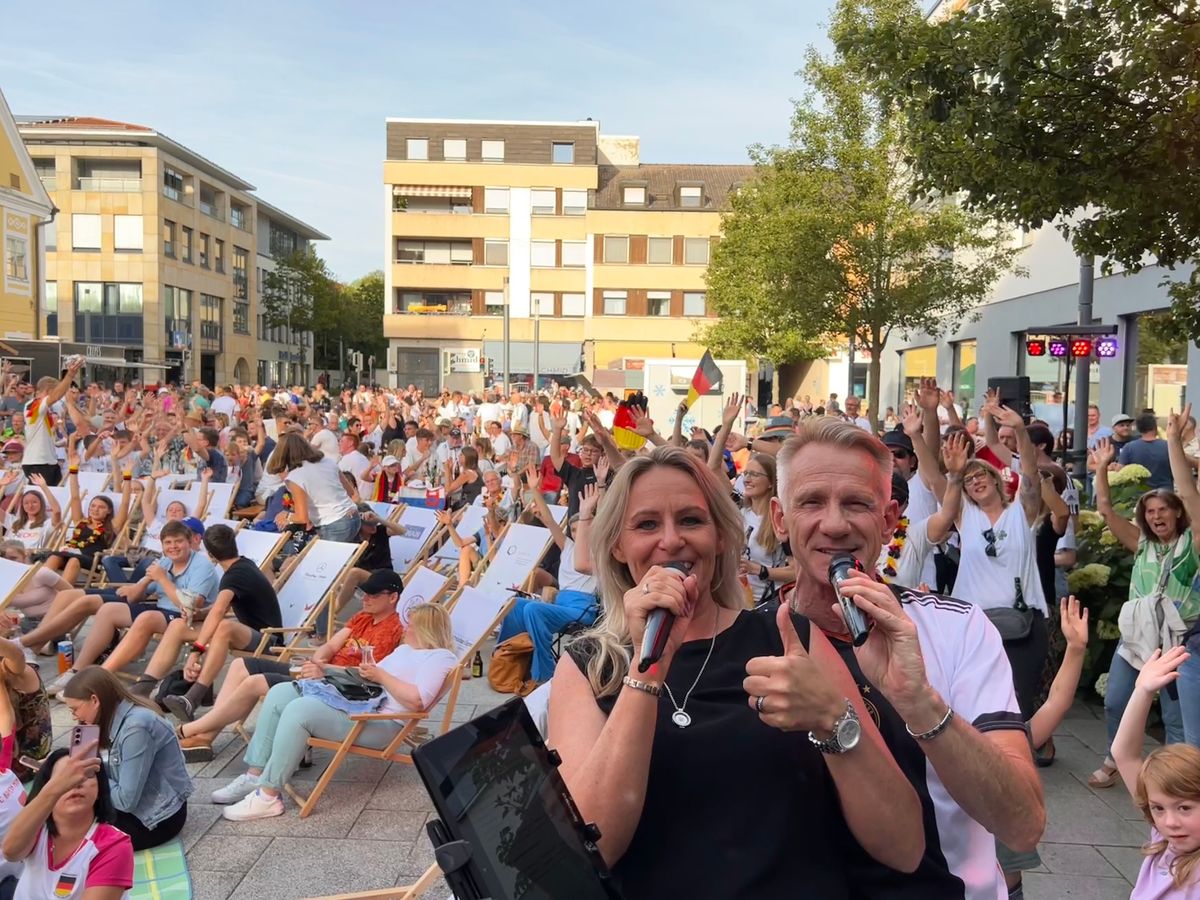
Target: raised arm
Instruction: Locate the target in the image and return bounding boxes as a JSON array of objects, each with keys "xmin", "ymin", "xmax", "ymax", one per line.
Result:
[
  {"xmin": 571, "ymin": 482, "xmax": 602, "ymax": 575},
  {"xmin": 584, "ymin": 411, "xmax": 626, "ymax": 471},
  {"xmin": 914, "ymin": 379, "xmax": 942, "ymax": 457},
  {"xmin": 980, "ymin": 387, "xmax": 1014, "ymax": 467},
  {"xmin": 1114, "ymin": 646, "xmax": 1189, "ymax": 795},
  {"xmin": 549, "ymin": 414, "xmax": 568, "ymax": 472},
  {"xmin": 110, "ymin": 474, "xmax": 133, "ymax": 534},
  {"xmin": 1167, "ymin": 405, "xmax": 1200, "ymax": 549},
  {"xmin": 990, "ymin": 403, "xmax": 1041, "ymax": 525},
  {"xmin": 525, "ymin": 466, "xmax": 566, "ymax": 550},
  {"xmin": 65, "ymin": 448, "xmax": 83, "ymax": 523},
  {"xmin": 1028, "ymin": 597, "xmax": 1088, "ymax": 748},
  {"xmin": 926, "ymin": 432, "xmax": 967, "ymax": 544},
  {"xmin": 44, "ymin": 357, "xmax": 85, "ymax": 408},
  {"xmin": 708, "ymin": 394, "xmax": 741, "ymax": 474},
  {"xmin": 1090, "ymin": 438, "xmax": 1141, "ymax": 552},
  {"xmin": 1040, "ymin": 473, "xmax": 1070, "ymax": 535},
  {"xmin": 903, "ymin": 404, "xmax": 947, "ymax": 502},
  {"xmin": 670, "ymin": 401, "xmax": 687, "ymax": 448}
]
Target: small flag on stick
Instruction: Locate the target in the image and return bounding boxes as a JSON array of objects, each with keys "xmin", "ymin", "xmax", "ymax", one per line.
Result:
[{"xmin": 685, "ymin": 351, "xmax": 722, "ymax": 411}]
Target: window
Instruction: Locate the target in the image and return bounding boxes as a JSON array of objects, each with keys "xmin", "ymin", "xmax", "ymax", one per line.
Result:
[
  {"xmin": 73, "ymin": 282, "xmax": 143, "ymax": 344},
  {"xmin": 199, "ymin": 294, "xmax": 223, "ymax": 351},
  {"xmin": 163, "ymin": 220, "xmax": 176, "ymax": 258},
  {"xmin": 163, "ymin": 167, "xmax": 185, "ymax": 202},
  {"xmin": 562, "ymin": 189, "xmax": 587, "ymax": 216},
  {"xmin": 181, "ymin": 227, "xmax": 193, "ymax": 263},
  {"xmin": 623, "ymin": 186, "xmax": 646, "ymax": 206},
  {"xmin": 44, "ymin": 281, "xmax": 58, "ymax": 336},
  {"xmin": 396, "ymin": 239, "xmax": 471, "ymax": 264},
  {"xmin": 451, "ymin": 242, "xmax": 472, "ymax": 264},
  {"xmin": 648, "ymin": 291, "xmax": 671, "ymax": 317},
  {"xmin": 406, "ymin": 138, "xmax": 429, "ymax": 160},
  {"xmin": 484, "ymin": 240, "xmax": 508, "ymax": 266},
  {"xmin": 214, "ymin": 238, "xmax": 225, "ymax": 273},
  {"xmin": 602, "ymin": 290, "xmax": 627, "ymax": 315},
  {"xmin": 33, "ymin": 158, "xmax": 56, "ymax": 191},
  {"xmin": 199, "ymin": 233, "xmax": 210, "ymax": 268},
  {"xmin": 483, "ymin": 188, "xmax": 509, "ymax": 214},
  {"xmin": 230, "ymin": 203, "xmax": 248, "ymax": 231},
  {"xmin": 603, "ymin": 235, "xmax": 629, "ymax": 263},
  {"xmin": 648, "ymin": 237, "xmax": 673, "ymax": 265},
  {"xmin": 233, "ymin": 247, "xmax": 249, "ymax": 299},
  {"xmin": 75, "ymin": 159, "xmax": 141, "ymax": 192},
  {"xmin": 43, "ymin": 219, "xmax": 56, "ymax": 250},
  {"xmin": 199, "ymin": 185, "xmax": 222, "ymax": 220},
  {"xmin": 530, "ymin": 241, "xmax": 556, "ymax": 268},
  {"xmin": 684, "ymin": 237, "xmax": 710, "ymax": 265},
  {"xmin": 531, "ymin": 189, "xmax": 556, "ymax": 215},
  {"xmin": 680, "ymin": 185, "xmax": 703, "ymax": 208},
  {"xmin": 684, "ymin": 292, "xmax": 706, "ymax": 316},
  {"xmin": 481, "ymin": 140, "xmax": 505, "ymax": 162},
  {"xmin": 561, "ymin": 241, "xmax": 586, "ymax": 268},
  {"xmin": 75, "ymin": 282, "xmax": 103, "ymax": 313},
  {"xmin": 484, "ymin": 290, "xmax": 505, "ymax": 316},
  {"xmin": 4, "ymin": 236, "xmax": 28, "ymax": 283},
  {"xmin": 71, "ymin": 214, "xmax": 101, "ymax": 250},
  {"xmin": 110, "ymin": 283, "xmax": 143, "ymax": 314},
  {"xmin": 233, "ymin": 301, "xmax": 250, "ymax": 334},
  {"xmin": 113, "ymin": 215, "xmax": 142, "ymax": 251},
  {"xmin": 561, "ymin": 293, "xmax": 585, "ymax": 317},
  {"xmin": 532, "ymin": 292, "xmax": 555, "ymax": 316},
  {"xmin": 443, "ymin": 139, "xmax": 466, "ymax": 160},
  {"xmin": 551, "ymin": 142, "xmax": 574, "ymax": 164}
]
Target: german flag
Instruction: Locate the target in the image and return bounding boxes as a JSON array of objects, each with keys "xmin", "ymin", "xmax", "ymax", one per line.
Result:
[
  {"xmin": 612, "ymin": 402, "xmax": 646, "ymax": 451},
  {"xmin": 685, "ymin": 351, "xmax": 721, "ymax": 411}
]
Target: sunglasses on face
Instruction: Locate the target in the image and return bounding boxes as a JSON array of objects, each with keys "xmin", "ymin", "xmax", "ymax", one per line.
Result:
[
  {"xmin": 890, "ymin": 449, "xmax": 910, "ymax": 460},
  {"xmin": 983, "ymin": 528, "xmax": 998, "ymax": 558}
]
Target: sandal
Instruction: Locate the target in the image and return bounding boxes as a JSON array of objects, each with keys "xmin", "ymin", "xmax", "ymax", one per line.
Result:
[{"xmin": 1088, "ymin": 760, "xmax": 1119, "ymax": 789}]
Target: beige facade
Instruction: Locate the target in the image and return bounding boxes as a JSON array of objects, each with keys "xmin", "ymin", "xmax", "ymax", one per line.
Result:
[
  {"xmin": 383, "ymin": 118, "xmax": 754, "ymax": 392},
  {"xmin": 16, "ymin": 117, "xmax": 326, "ymax": 386}
]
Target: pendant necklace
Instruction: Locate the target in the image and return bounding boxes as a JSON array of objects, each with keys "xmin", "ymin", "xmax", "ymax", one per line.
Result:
[{"xmin": 662, "ymin": 608, "xmax": 722, "ymax": 728}]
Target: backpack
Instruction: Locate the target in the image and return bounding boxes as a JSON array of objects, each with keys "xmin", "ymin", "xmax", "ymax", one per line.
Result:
[{"xmin": 487, "ymin": 633, "xmax": 537, "ymax": 696}]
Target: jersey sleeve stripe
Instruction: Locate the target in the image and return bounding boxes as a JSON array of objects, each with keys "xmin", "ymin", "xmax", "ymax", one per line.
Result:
[{"xmin": 972, "ymin": 711, "xmax": 1030, "ymax": 734}]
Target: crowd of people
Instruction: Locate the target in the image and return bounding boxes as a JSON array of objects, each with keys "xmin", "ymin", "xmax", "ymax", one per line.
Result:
[{"xmin": 0, "ymin": 359, "xmax": 1194, "ymax": 898}]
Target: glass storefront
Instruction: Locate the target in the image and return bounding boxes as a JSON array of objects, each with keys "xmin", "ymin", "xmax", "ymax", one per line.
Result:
[
  {"xmin": 1132, "ymin": 310, "xmax": 1187, "ymax": 423},
  {"xmin": 900, "ymin": 346, "xmax": 937, "ymax": 404},
  {"xmin": 952, "ymin": 340, "xmax": 976, "ymax": 408}
]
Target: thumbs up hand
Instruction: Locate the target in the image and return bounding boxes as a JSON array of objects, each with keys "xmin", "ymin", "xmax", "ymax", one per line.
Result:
[{"xmin": 744, "ymin": 603, "xmax": 844, "ymax": 733}]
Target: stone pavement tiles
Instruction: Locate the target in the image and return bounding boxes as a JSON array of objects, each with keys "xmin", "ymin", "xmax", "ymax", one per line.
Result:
[{"xmin": 48, "ymin": 664, "xmax": 1154, "ymax": 899}]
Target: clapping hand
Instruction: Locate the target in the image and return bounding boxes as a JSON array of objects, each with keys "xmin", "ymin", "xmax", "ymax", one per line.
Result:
[{"xmin": 1136, "ymin": 646, "xmax": 1189, "ymax": 695}]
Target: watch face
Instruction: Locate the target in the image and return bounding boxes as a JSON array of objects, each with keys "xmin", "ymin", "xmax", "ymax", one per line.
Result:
[{"xmin": 838, "ymin": 715, "xmax": 862, "ymax": 751}]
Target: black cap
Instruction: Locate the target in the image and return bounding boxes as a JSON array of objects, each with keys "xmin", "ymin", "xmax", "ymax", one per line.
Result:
[
  {"xmin": 361, "ymin": 570, "xmax": 404, "ymax": 595},
  {"xmin": 881, "ymin": 430, "xmax": 914, "ymax": 453},
  {"xmin": 891, "ymin": 471, "xmax": 910, "ymax": 507}
]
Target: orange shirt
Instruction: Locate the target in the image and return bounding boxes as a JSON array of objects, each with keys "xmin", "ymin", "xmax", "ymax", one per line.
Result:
[{"xmin": 332, "ymin": 611, "xmax": 404, "ymax": 667}]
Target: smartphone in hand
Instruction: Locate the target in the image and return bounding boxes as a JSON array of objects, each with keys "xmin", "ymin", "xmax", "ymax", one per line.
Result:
[{"xmin": 69, "ymin": 724, "xmax": 100, "ymax": 759}]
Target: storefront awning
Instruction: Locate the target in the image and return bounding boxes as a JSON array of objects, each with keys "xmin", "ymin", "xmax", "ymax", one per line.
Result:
[{"xmin": 392, "ymin": 185, "xmax": 472, "ymax": 199}]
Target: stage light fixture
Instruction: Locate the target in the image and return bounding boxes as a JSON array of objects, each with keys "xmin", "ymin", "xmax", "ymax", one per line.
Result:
[
  {"xmin": 1095, "ymin": 336, "xmax": 1119, "ymax": 358},
  {"xmin": 1048, "ymin": 339, "xmax": 1069, "ymax": 358},
  {"xmin": 1070, "ymin": 339, "xmax": 1093, "ymax": 358},
  {"xmin": 1025, "ymin": 339, "xmax": 1046, "ymax": 357}
]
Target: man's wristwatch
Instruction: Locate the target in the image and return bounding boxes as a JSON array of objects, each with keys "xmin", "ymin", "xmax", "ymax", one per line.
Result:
[{"xmin": 808, "ymin": 700, "xmax": 862, "ymax": 754}]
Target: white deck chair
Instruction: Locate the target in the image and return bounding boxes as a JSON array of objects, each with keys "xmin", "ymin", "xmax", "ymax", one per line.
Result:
[
  {"xmin": 201, "ymin": 481, "xmax": 236, "ymax": 518},
  {"xmin": 203, "ymin": 516, "xmax": 240, "ymax": 532},
  {"xmin": 366, "ymin": 501, "xmax": 403, "ymax": 523},
  {"xmin": 74, "ymin": 471, "xmax": 111, "ymax": 498},
  {"xmin": 388, "ymin": 506, "xmax": 441, "ymax": 574},
  {"xmin": 0, "ymin": 557, "xmax": 40, "ymax": 613},
  {"xmin": 397, "ymin": 566, "xmax": 450, "ymax": 626},
  {"xmin": 471, "ymin": 522, "xmax": 554, "ymax": 597},
  {"xmin": 287, "ymin": 583, "xmax": 514, "ymax": 818},
  {"xmin": 429, "ymin": 505, "xmax": 488, "ymax": 570},
  {"xmin": 234, "ymin": 529, "xmax": 287, "ymax": 573}
]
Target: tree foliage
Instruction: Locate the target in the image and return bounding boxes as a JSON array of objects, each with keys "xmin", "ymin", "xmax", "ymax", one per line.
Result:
[
  {"xmin": 702, "ymin": 0, "xmax": 1023, "ymax": 424},
  {"xmin": 840, "ymin": 0, "xmax": 1200, "ymax": 337}
]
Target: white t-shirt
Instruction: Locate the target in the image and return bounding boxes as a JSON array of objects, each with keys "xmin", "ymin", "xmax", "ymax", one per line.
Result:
[
  {"xmin": 6, "ymin": 519, "xmax": 55, "ymax": 550},
  {"xmin": 378, "ymin": 644, "xmax": 459, "ymax": 714},
  {"xmin": 0, "ymin": 766, "xmax": 24, "ymax": 885},
  {"xmin": 491, "ymin": 433, "xmax": 511, "ymax": 459},
  {"xmin": 310, "ymin": 428, "xmax": 340, "ymax": 461},
  {"xmin": 13, "ymin": 820, "xmax": 130, "ymax": 900},
  {"xmin": 478, "ymin": 403, "xmax": 502, "ymax": 430},
  {"xmin": 338, "ymin": 450, "xmax": 374, "ymax": 499},
  {"xmin": 528, "ymin": 411, "xmax": 553, "ymax": 449},
  {"xmin": 211, "ymin": 395, "xmax": 238, "ymax": 420},
  {"xmin": 742, "ymin": 508, "xmax": 786, "ymax": 601},
  {"xmin": 558, "ymin": 538, "xmax": 597, "ymax": 595},
  {"xmin": 906, "ymin": 473, "xmax": 940, "ymax": 586},
  {"xmin": 898, "ymin": 586, "xmax": 1025, "ymax": 900},
  {"xmin": 956, "ymin": 498, "xmax": 1048, "ymax": 614},
  {"xmin": 287, "ymin": 457, "xmax": 356, "ymax": 526},
  {"xmin": 21, "ymin": 396, "xmax": 57, "ymax": 466},
  {"xmin": 877, "ymin": 515, "xmax": 935, "ymax": 588}
]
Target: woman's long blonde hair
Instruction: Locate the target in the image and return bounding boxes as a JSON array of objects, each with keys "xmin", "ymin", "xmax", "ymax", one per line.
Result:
[
  {"xmin": 406, "ymin": 603, "xmax": 454, "ymax": 651},
  {"xmin": 1136, "ymin": 744, "xmax": 1200, "ymax": 888},
  {"xmin": 571, "ymin": 446, "xmax": 746, "ymax": 698},
  {"xmin": 746, "ymin": 452, "xmax": 779, "ymax": 555},
  {"xmin": 961, "ymin": 458, "xmax": 1010, "ymax": 509}
]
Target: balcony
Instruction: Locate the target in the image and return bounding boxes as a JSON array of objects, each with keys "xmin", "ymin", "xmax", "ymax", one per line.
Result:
[
  {"xmin": 76, "ymin": 176, "xmax": 142, "ymax": 192},
  {"xmin": 392, "ymin": 186, "xmax": 473, "ymax": 215},
  {"xmin": 200, "ymin": 200, "xmax": 225, "ymax": 222}
]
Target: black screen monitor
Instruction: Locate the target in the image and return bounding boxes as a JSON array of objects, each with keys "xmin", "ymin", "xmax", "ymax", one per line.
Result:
[{"xmin": 412, "ymin": 697, "xmax": 621, "ymax": 900}]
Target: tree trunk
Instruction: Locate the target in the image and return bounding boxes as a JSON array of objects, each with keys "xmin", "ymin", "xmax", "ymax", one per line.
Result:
[{"xmin": 868, "ymin": 336, "xmax": 884, "ymax": 433}]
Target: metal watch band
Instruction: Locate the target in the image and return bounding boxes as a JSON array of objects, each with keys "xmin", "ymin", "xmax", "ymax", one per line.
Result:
[{"xmin": 808, "ymin": 699, "xmax": 856, "ymax": 754}]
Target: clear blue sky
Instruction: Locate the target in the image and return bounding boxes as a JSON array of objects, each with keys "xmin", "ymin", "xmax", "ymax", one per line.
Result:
[{"xmin": 0, "ymin": 0, "xmax": 835, "ymax": 280}]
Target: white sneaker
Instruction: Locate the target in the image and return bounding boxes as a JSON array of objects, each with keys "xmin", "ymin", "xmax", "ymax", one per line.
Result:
[
  {"xmin": 211, "ymin": 772, "xmax": 261, "ymax": 805},
  {"xmin": 46, "ymin": 670, "xmax": 75, "ymax": 697},
  {"xmin": 221, "ymin": 788, "xmax": 284, "ymax": 821}
]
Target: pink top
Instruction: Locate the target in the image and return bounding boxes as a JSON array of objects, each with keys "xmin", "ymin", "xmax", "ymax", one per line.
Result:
[{"xmin": 1132, "ymin": 830, "xmax": 1200, "ymax": 899}]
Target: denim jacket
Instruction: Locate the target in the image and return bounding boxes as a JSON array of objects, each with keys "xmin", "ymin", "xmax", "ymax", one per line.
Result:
[{"xmin": 109, "ymin": 701, "xmax": 193, "ymax": 829}]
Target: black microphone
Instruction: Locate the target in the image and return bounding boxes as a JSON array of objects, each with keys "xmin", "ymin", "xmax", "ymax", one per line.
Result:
[
  {"xmin": 638, "ymin": 561, "xmax": 689, "ymax": 673},
  {"xmin": 828, "ymin": 553, "xmax": 871, "ymax": 646}
]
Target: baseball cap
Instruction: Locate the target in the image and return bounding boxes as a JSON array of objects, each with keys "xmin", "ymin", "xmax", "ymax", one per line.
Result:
[
  {"xmin": 361, "ymin": 569, "xmax": 404, "ymax": 595},
  {"xmin": 882, "ymin": 431, "xmax": 914, "ymax": 454},
  {"xmin": 1111, "ymin": 413, "xmax": 1134, "ymax": 426},
  {"xmin": 1, "ymin": 439, "xmax": 23, "ymax": 453},
  {"xmin": 449, "ymin": 428, "xmax": 462, "ymax": 438},
  {"xmin": 891, "ymin": 471, "xmax": 910, "ymax": 507},
  {"xmin": 181, "ymin": 516, "xmax": 205, "ymax": 536},
  {"xmin": 381, "ymin": 455, "xmax": 400, "ymax": 467}
]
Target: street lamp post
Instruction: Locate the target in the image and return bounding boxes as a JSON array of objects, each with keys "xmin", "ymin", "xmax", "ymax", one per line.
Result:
[{"xmin": 502, "ymin": 276, "xmax": 510, "ymax": 393}]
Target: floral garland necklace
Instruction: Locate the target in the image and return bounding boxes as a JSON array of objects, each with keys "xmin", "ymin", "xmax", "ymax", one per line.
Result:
[{"xmin": 881, "ymin": 516, "xmax": 909, "ymax": 582}]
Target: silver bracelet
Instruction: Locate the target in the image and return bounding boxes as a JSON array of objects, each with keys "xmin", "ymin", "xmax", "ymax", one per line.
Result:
[
  {"xmin": 622, "ymin": 676, "xmax": 662, "ymax": 697},
  {"xmin": 905, "ymin": 705, "xmax": 954, "ymax": 741}
]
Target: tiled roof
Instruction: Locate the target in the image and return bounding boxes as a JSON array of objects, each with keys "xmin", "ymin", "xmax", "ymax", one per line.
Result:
[
  {"xmin": 17, "ymin": 116, "xmax": 153, "ymax": 132},
  {"xmin": 594, "ymin": 163, "xmax": 757, "ymax": 211}
]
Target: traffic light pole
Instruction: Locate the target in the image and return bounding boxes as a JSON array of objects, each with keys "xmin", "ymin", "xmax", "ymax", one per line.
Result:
[{"xmin": 1070, "ymin": 256, "xmax": 1095, "ymax": 472}]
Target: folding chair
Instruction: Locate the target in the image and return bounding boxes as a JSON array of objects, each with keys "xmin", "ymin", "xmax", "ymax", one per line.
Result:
[
  {"xmin": 73, "ymin": 471, "xmax": 111, "ymax": 497},
  {"xmin": 366, "ymin": 501, "xmax": 404, "ymax": 524},
  {"xmin": 396, "ymin": 566, "xmax": 450, "ymax": 626},
  {"xmin": 249, "ymin": 538, "xmax": 368, "ymax": 658},
  {"xmin": 285, "ymin": 584, "xmax": 514, "ymax": 818},
  {"xmin": 233, "ymin": 529, "xmax": 287, "ymax": 573},
  {"xmin": 426, "ymin": 505, "xmax": 488, "ymax": 576},
  {"xmin": 471, "ymin": 522, "xmax": 555, "ymax": 597},
  {"xmin": 0, "ymin": 557, "xmax": 41, "ymax": 613},
  {"xmin": 305, "ymin": 864, "xmax": 443, "ymax": 900},
  {"xmin": 388, "ymin": 506, "xmax": 442, "ymax": 575},
  {"xmin": 200, "ymin": 481, "xmax": 236, "ymax": 519}
]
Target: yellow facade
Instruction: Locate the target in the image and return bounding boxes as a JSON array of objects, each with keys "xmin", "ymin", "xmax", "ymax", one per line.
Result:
[
  {"xmin": 0, "ymin": 88, "xmax": 52, "ymax": 339},
  {"xmin": 384, "ymin": 119, "xmax": 754, "ymax": 391}
]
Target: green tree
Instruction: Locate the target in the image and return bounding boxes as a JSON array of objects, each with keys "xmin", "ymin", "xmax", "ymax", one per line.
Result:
[
  {"xmin": 260, "ymin": 246, "xmax": 340, "ymax": 344},
  {"xmin": 343, "ymin": 270, "xmax": 386, "ymax": 376},
  {"xmin": 703, "ymin": 0, "xmax": 1023, "ymax": 425},
  {"xmin": 840, "ymin": 0, "xmax": 1200, "ymax": 337}
]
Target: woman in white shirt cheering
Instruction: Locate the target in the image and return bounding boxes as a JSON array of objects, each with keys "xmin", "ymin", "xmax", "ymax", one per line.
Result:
[{"xmin": 265, "ymin": 432, "xmax": 360, "ymax": 543}]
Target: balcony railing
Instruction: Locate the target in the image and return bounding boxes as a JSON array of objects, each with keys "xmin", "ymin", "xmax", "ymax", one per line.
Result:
[
  {"xmin": 199, "ymin": 200, "xmax": 224, "ymax": 222},
  {"xmin": 393, "ymin": 304, "xmax": 473, "ymax": 316},
  {"xmin": 76, "ymin": 177, "xmax": 141, "ymax": 192},
  {"xmin": 163, "ymin": 186, "xmax": 193, "ymax": 207}
]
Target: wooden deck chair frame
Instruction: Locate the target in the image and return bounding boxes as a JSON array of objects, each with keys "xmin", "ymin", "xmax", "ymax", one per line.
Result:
[
  {"xmin": 387, "ymin": 507, "xmax": 444, "ymax": 577},
  {"xmin": 0, "ymin": 558, "xmax": 43, "ymax": 615},
  {"xmin": 306, "ymin": 863, "xmax": 442, "ymax": 900},
  {"xmin": 285, "ymin": 587, "xmax": 514, "ymax": 818},
  {"xmin": 468, "ymin": 521, "xmax": 554, "ymax": 597},
  {"xmin": 85, "ymin": 519, "xmax": 145, "ymax": 589},
  {"xmin": 199, "ymin": 481, "xmax": 236, "ymax": 519},
  {"xmin": 233, "ymin": 529, "xmax": 287, "ymax": 574}
]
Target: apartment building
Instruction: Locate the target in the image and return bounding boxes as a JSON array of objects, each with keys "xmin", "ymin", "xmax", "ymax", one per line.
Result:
[
  {"xmin": 0, "ymin": 88, "xmax": 53, "ymax": 342},
  {"xmin": 13, "ymin": 116, "xmax": 326, "ymax": 386},
  {"xmin": 383, "ymin": 118, "xmax": 754, "ymax": 393}
]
